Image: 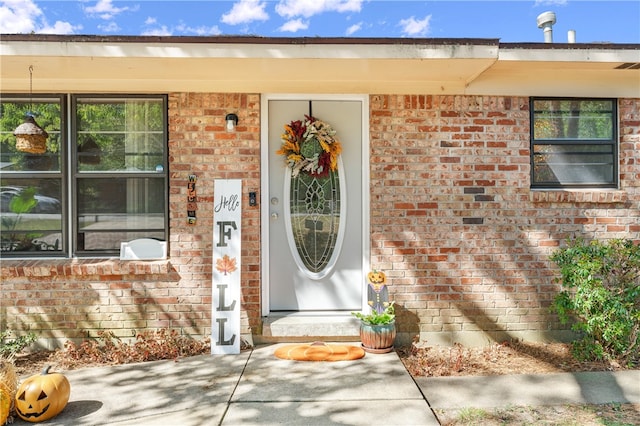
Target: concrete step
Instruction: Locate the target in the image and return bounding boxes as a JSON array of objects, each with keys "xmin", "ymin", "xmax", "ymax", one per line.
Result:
[{"xmin": 258, "ymin": 312, "xmax": 361, "ymax": 343}]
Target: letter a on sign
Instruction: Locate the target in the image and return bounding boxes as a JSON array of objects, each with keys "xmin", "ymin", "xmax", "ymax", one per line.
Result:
[{"xmin": 212, "ymin": 179, "xmax": 242, "ymax": 354}]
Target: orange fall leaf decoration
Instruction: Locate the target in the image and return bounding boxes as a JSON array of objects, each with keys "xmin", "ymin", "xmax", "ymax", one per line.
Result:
[{"xmin": 216, "ymin": 255, "xmax": 237, "ymax": 275}]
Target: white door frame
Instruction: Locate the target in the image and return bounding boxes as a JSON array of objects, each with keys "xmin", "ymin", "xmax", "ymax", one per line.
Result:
[{"xmin": 260, "ymin": 93, "xmax": 370, "ymax": 316}]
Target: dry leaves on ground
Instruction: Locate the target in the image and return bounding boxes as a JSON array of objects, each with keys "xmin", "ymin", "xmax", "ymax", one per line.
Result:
[
  {"xmin": 10, "ymin": 340, "xmax": 640, "ymax": 426},
  {"xmin": 13, "ymin": 340, "xmax": 632, "ymax": 378},
  {"xmin": 397, "ymin": 340, "xmax": 628, "ymax": 377},
  {"xmin": 397, "ymin": 341, "xmax": 639, "ymax": 426}
]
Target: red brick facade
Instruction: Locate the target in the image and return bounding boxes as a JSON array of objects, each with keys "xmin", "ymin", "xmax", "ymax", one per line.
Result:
[
  {"xmin": 371, "ymin": 95, "xmax": 639, "ymax": 344},
  {"xmin": 1, "ymin": 94, "xmax": 638, "ymax": 348}
]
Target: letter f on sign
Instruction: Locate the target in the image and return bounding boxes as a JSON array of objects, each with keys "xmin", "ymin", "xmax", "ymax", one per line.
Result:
[{"xmin": 216, "ymin": 221, "xmax": 237, "ymax": 247}]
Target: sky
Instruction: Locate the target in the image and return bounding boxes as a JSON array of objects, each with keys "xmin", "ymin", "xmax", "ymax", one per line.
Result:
[{"xmin": 0, "ymin": 0, "xmax": 638, "ymax": 43}]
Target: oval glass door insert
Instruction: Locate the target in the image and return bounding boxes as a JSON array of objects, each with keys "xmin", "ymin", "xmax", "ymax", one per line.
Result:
[{"xmin": 283, "ymin": 158, "xmax": 346, "ymax": 280}]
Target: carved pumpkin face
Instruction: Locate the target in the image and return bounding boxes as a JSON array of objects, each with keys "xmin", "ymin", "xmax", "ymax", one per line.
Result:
[
  {"xmin": 15, "ymin": 366, "xmax": 70, "ymax": 422},
  {"xmin": 367, "ymin": 270, "xmax": 386, "ymax": 285}
]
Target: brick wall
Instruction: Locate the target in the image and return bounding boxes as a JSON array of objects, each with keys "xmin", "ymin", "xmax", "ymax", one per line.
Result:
[
  {"xmin": 1, "ymin": 93, "xmax": 638, "ymax": 348},
  {"xmin": 1, "ymin": 93, "xmax": 262, "ymax": 348},
  {"xmin": 369, "ymin": 95, "xmax": 640, "ymax": 345},
  {"xmin": 167, "ymin": 93, "xmax": 262, "ymax": 336},
  {"xmin": 1, "ymin": 261, "xmax": 182, "ymax": 345}
]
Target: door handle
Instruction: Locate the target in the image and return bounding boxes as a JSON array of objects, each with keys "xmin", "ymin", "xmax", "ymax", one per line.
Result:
[{"xmin": 271, "ymin": 212, "xmax": 279, "ymax": 220}]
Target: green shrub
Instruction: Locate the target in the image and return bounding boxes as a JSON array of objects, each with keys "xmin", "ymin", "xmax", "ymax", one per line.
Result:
[
  {"xmin": 551, "ymin": 238, "xmax": 640, "ymax": 365},
  {"xmin": 0, "ymin": 331, "xmax": 37, "ymax": 359}
]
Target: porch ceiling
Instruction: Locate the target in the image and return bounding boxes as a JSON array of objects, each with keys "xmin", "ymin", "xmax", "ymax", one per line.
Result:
[
  {"xmin": 0, "ymin": 38, "xmax": 498, "ymax": 94},
  {"xmin": 0, "ymin": 36, "xmax": 638, "ymax": 97},
  {"xmin": 0, "ymin": 56, "xmax": 498, "ymax": 95},
  {"xmin": 465, "ymin": 45, "xmax": 640, "ymax": 98}
]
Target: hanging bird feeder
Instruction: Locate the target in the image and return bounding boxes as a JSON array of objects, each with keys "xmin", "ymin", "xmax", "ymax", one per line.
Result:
[
  {"xmin": 14, "ymin": 66, "xmax": 48, "ymax": 154},
  {"xmin": 14, "ymin": 113, "xmax": 49, "ymax": 154}
]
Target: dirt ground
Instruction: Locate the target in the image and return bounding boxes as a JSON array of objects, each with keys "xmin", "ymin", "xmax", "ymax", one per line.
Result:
[
  {"xmin": 396, "ymin": 340, "xmax": 629, "ymax": 377},
  {"xmin": 11, "ymin": 341, "xmax": 640, "ymax": 426},
  {"xmin": 396, "ymin": 340, "xmax": 639, "ymax": 425}
]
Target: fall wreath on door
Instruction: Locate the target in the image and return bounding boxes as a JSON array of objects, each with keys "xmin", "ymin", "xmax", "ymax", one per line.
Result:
[{"xmin": 276, "ymin": 115, "xmax": 342, "ymax": 178}]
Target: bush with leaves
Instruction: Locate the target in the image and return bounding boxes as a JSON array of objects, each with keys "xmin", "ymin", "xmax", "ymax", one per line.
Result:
[
  {"xmin": 0, "ymin": 331, "xmax": 37, "ymax": 360},
  {"xmin": 551, "ymin": 238, "xmax": 640, "ymax": 365}
]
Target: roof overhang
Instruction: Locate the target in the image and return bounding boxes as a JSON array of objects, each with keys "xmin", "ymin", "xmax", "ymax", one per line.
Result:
[
  {"xmin": 0, "ymin": 35, "xmax": 638, "ymax": 97},
  {"xmin": 468, "ymin": 43, "xmax": 640, "ymax": 97}
]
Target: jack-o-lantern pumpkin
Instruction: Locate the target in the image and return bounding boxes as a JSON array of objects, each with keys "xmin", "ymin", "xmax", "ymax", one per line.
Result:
[
  {"xmin": 15, "ymin": 365, "xmax": 70, "ymax": 422},
  {"xmin": 367, "ymin": 270, "xmax": 386, "ymax": 285}
]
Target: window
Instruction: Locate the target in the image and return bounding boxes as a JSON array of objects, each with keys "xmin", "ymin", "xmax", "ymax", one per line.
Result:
[
  {"xmin": 73, "ymin": 96, "xmax": 168, "ymax": 255},
  {"xmin": 530, "ymin": 98, "xmax": 617, "ymax": 188},
  {"xmin": 0, "ymin": 94, "xmax": 168, "ymax": 257}
]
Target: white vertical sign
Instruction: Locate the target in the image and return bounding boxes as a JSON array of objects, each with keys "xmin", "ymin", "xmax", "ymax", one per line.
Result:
[{"xmin": 212, "ymin": 179, "xmax": 242, "ymax": 354}]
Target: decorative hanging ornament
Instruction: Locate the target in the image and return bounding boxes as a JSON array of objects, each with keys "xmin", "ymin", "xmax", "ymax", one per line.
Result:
[{"xmin": 14, "ymin": 66, "xmax": 48, "ymax": 154}]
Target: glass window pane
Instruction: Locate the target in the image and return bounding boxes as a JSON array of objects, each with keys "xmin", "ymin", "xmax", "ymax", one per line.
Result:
[
  {"xmin": 76, "ymin": 98, "xmax": 165, "ymax": 172},
  {"xmin": 531, "ymin": 98, "xmax": 616, "ymax": 188},
  {"xmin": 77, "ymin": 132, "xmax": 165, "ymax": 172},
  {"xmin": 78, "ymin": 231, "xmax": 165, "ymax": 252},
  {"xmin": 0, "ymin": 97, "xmax": 62, "ymax": 172},
  {"xmin": 0, "ymin": 178, "xmax": 63, "ymax": 253},
  {"xmin": 533, "ymin": 144, "xmax": 613, "ymax": 155},
  {"xmin": 289, "ymin": 171, "xmax": 341, "ymax": 274},
  {"xmin": 533, "ymin": 145, "xmax": 614, "ymax": 185},
  {"xmin": 77, "ymin": 176, "xmax": 165, "ymax": 251},
  {"xmin": 77, "ymin": 177, "xmax": 165, "ymax": 219},
  {"xmin": 76, "ymin": 98, "xmax": 164, "ymax": 132},
  {"xmin": 533, "ymin": 99, "xmax": 614, "ymax": 140}
]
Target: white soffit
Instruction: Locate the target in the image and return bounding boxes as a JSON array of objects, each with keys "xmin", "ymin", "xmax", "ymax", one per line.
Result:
[
  {"xmin": 1, "ymin": 37, "xmax": 638, "ymax": 96},
  {"xmin": 465, "ymin": 45, "xmax": 640, "ymax": 97},
  {"xmin": 0, "ymin": 39, "xmax": 499, "ymax": 94}
]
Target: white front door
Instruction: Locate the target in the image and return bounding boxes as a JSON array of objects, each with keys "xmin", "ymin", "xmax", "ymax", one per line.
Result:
[{"xmin": 263, "ymin": 96, "xmax": 367, "ymax": 312}]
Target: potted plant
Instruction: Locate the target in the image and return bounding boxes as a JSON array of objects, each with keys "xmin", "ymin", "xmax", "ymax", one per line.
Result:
[{"xmin": 352, "ymin": 302, "xmax": 396, "ymax": 353}]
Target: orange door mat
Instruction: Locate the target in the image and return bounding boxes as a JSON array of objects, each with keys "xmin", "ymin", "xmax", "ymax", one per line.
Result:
[{"xmin": 274, "ymin": 342, "xmax": 366, "ymax": 361}]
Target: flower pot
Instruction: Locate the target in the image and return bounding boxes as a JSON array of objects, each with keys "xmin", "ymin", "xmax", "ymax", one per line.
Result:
[{"xmin": 359, "ymin": 321, "xmax": 396, "ymax": 353}]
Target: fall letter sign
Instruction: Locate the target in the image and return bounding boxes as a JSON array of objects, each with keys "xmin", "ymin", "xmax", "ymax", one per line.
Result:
[{"xmin": 212, "ymin": 179, "xmax": 242, "ymax": 354}]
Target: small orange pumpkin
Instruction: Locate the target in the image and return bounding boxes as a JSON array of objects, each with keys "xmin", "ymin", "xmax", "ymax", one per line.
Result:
[
  {"xmin": 367, "ymin": 270, "xmax": 386, "ymax": 285},
  {"xmin": 15, "ymin": 365, "xmax": 70, "ymax": 422}
]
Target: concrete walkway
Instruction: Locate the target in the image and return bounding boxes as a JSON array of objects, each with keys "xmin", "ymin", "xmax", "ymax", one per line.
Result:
[
  {"xmin": 415, "ymin": 370, "xmax": 640, "ymax": 409},
  {"xmin": 11, "ymin": 344, "xmax": 640, "ymax": 425}
]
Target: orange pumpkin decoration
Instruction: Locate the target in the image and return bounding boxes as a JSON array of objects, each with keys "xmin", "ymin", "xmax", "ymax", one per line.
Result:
[
  {"xmin": 15, "ymin": 365, "xmax": 70, "ymax": 422},
  {"xmin": 367, "ymin": 270, "xmax": 386, "ymax": 285}
]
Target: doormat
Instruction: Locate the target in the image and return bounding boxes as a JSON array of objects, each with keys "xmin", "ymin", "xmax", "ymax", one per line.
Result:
[{"xmin": 274, "ymin": 342, "xmax": 365, "ymax": 361}]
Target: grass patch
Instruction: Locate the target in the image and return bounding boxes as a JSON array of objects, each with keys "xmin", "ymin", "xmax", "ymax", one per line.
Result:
[
  {"xmin": 457, "ymin": 407, "xmax": 489, "ymax": 422},
  {"xmin": 436, "ymin": 403, "xmax": 640, "ymax": 426}
]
